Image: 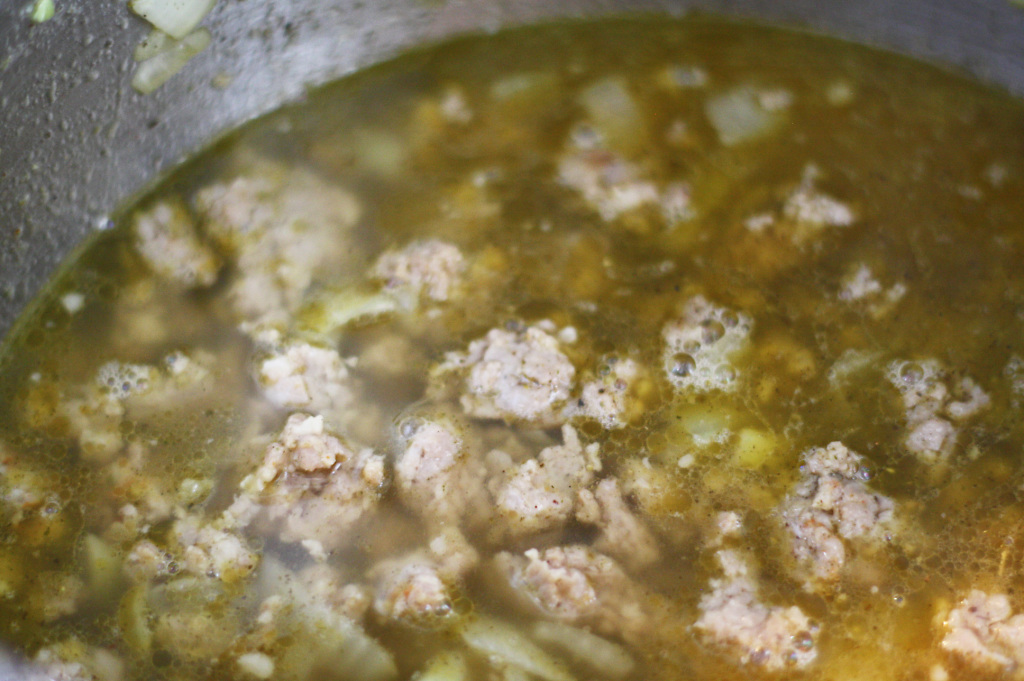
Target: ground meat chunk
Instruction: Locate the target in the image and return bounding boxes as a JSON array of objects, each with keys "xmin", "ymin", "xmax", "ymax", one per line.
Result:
[
  {"xmin": 26, "ymin": 643, "xmax": 122, "ymax": 681},
  {"xmin": 576, "ymin": 478, "xmax": 660, "ymax": 571},
  {"xmin": 393, "ymin": 415, "xmax": 488, "ymax": 528},
  {"xmin": 558, "ymin": 146, "xmax": 661, "ymax": 222},
  {"xmin": 887, "ymin": 359, "xmax": 990, "ymax": 462},
  {"xmin": 226, "ymin": 414, "xmax": 386, "ymax": 553},
  {"xmin": 662, "ymin": 295, "xmax": 753, "ymax": 393},
  {"xmin": 125, "ymin": 513, "xmax": 258, "ymax": 585},
  {"xmin": 370, "ymin": 554, "xmax": 456, "ymax": 627},
  {"xmin": 441, "ymin": 323, "xmax": 576, "ymax": 426},
  {"xmin": 838, "ymin": 263, "xmax": 906, "ymax": 317},
  {"xmin": 132, "ymin": 199, "xmax": 220, "ymax": 288},
  {"xmin": 494, "ymin": 545, "xmax": 648, "ymax": 643},
  {"xmin": 780, "ymin": 441, "xmax": 894, "ymax": 585},
  {"xmin": 427, "ymin": 526, "xmax": 480, "ymax": 578},
  {"xmin": 941, "ymin": 590, "xmax": 1024, "ymax": 672},
  {"xmin": 371, "ymin": 239, "xmax": 466, "ymax": 302},
  {"xmin": 735, "ymin": 165, "xmax": 854, "ymax": 261},
  {"xmin": 256, "ymin": 340, "xmax": 356, "ymax": 417},
  {"xmin": 782, "ymin": 166, "xmax": 854, "ymax": 234},
  {"xmin": 695, "ymin": 549, "xmax": 818, "ymax": 671},
  {"xmin": 567, "ymin": 358, "xmax": 643, "ymax": 429},
  {"xmin": 556, "ymin": 122, "xmax": 692, "ymax": 230},
  {"xmin": 492, "ymin": 425, "xmax": 600, "ymax": 538},
  {"xmin": 123, "ymin": 539, "xmax": 174, "ymax": 583},
  {"xmin": 839, "ymin": 263, "xmax": 879, "ymax": 300},
  {"xmin": 173, "ymin": 515, "xmax": 259, "ymax": 584},
  {"xmin": 194, "ymin": 158, "xmax": 362, "ymax": 332},
  {"xmin": 715, "ymin": 511, "xmax": 744, "ymax": 540},
  {"xmin": 26, "ymin": 655, "xmax": 94, "ymax": 681}
]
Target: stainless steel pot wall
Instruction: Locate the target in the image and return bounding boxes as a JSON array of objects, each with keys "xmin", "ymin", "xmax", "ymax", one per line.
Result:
[{"xmin": 2, "ymin": 0, "xmax": 1024, "ymax": 342}]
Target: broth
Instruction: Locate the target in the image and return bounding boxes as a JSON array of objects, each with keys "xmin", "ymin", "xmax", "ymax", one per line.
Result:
[{"xmin": 2, "ymin": 17, "xmax": 1024, "ymax": 681}]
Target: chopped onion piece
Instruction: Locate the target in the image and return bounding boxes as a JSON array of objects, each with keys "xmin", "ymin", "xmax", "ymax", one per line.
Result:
[
  {"xmin": 414, "ymin": 651, "xmax": 467, "ymax": 681},
  {"xmin": 131, "ymin": 28, "xmax": 211, "ymax": 95},
  {"xmin": 134, "ymin": 28, "xmax": 177, "ymax": 62},
  {"xmin": 577, "ymin": 77, "xmax": 646, "ymax": 154},
  {"xmin": 129, "ymin": 0, "xmax": 217, "ymax": 40},
  {"xmin": 462, "ymin": 617, "xmax": 575, "ymax": 681},
  {"xmin": 299, "ymin": 287, "xmax": 400, "ymax": 337},
  {"xmin": 705, "ymin": 85, "xmax": 783, "ymax": 147},
  {"xmin": 277, "ymin": 605, "xmax": 398, "ymax": 681},
  {"xmin": 118, "ymin": 585, "xmax": 152, "ymax": 653},
  {"xmin": 83, "ymin": 534, "xmax": 120, "ymax": 602},
  {"xmin": 30, "ymin": 0, "xmax": 54, "ymax": 23},
  {"xmin": 532, "ymin": 622, "xmax": 635, "ymax": 680}
]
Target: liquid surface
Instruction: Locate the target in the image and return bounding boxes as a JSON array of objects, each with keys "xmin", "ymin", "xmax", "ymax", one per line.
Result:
[{"xmin": 2, "ymin": 17, "xmax": 1024, "ymax": 681}]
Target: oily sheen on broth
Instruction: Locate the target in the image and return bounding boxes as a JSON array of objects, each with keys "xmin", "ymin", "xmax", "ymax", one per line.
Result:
[{"xmin": 2, "ymin": 18, "xmax": 1024, "ymax": 681}]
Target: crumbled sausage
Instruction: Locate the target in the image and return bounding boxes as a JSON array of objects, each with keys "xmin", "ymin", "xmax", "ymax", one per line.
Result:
[
  {"xmin": 125, "ymin": 513, "xmax": 258, "ymax": 585},
  {"xmin": 123, "ymin": 539, "xmax": 173, "ymax": 583},
  {"xmin": 370, "ymin": 554, "xmax": 455, "ymax": 626},
  {"xmin": 103, "ymin": 443, "xmax": 176, "ymax": 527},
  {"xmin": 941, "ymin": 590, "xmax": 1024, "ymax": 672},
  {"xmin": 838, "ymin": 263, "xmax": 906, "ymax": 317},
  {"xmin": 441, "ymin": 324, "xmax": 576, "ymax": 426},
  {"xmin": 782, "ymin": 166, "xmax": 854, "ymax": 233},
  {"xmin": 887, "ymin": 360, "xmax": 990, "ymax": 462},
  {"xmin": 173, "ymin": 515, "xmax": 260, "ymax": 584},
  {"xmin": 1, "ymin": 446, "xmax": 62, "ymax": 528},
  {"xmin": 568, "ymin": 358, "xmax": 643, "ymax": 429},
  {"xmin": 696, "ymin": 549, "xmax": 818, "ymax": 670},
  {"xmin": 132, "ymin": 199, "xmax": 220, "ymax": 288},
  {"xmin": 256, "ymin": 340, "xmax": 356, "ymax": 417},
  {"xmin": 371, "ymin": 239, "xmax": 466, "ymax": 302},
  {"xmin": 492, "ymin": 425, "xmax": 600, "ymax": 538},
  {"xmin": 662, "ymin": 296, "xmax": 753, "ymax": 393},
  {"xmin": 737, "ymin": 164, "xmax": 854, "ymax": 255},
  {"xmin": 194, "ymin": 158, "xmax": 362, "ymax": 332},
  {"xmin": 559, "ymin": 147, "xmax": 661, "ymax": 222},
  {"xmin": 26, "ymin": 643, "xmax": 111, "ymax": 681},
  {"xmin": 494, "ymin": 545, "xmax": 649, "ymax": 643},
  {"xmin": 226, "ymin": 414, "xmax": 386, "ymax": 552},
  {"xmin": 576, "ymin": 478, "xmax": 660, "ymax": 571},
  {"xmin": 838, "ymin": 264, "xmax": 879, "ymax": 300},
  {"xmin": 393, "ymin": 415, "xmax": 488, "ymax": 528},
  {"xmin": 780, "ymin": 442, "xmax": 894, "ymax": 585}
]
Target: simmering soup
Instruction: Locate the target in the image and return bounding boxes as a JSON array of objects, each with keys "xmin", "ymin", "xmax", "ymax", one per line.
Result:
[{"xmin": 2, "ymin": 17, "xmax": 1024, "ymax": 681}]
